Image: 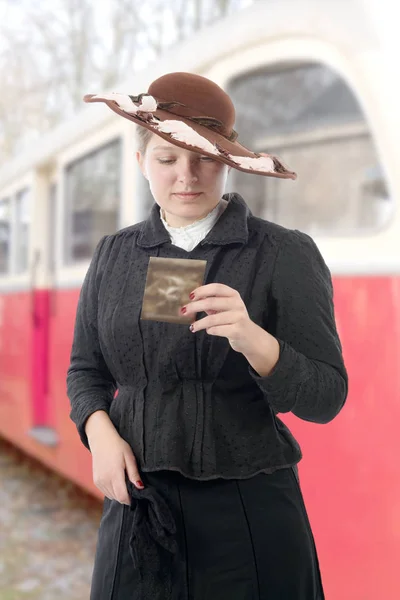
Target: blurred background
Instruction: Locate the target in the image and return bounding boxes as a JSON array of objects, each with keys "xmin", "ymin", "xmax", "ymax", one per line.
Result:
[{"xmin": 0, "ymin": 0, "xmax": 399, "ymax": 598}]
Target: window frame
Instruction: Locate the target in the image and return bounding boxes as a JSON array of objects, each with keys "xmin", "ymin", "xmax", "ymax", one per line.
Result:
[
  {"xmin": 14, "ymin": 187, "xmax": 31, "ymax": 275},
  {"xmin": 0, "ymin": 187, "xmax": 31, "ymax": 279},
  {"xmin": 63, "ymin": 136, "xmax": 123, "ymax": 267},
  {"xmin": 0, "ymin": 196, "xmax": 12, "ymax": 276}
]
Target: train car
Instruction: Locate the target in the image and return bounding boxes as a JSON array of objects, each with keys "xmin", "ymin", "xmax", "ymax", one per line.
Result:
[{"xmin": 0, "ymin": 0, "xmax": 399, "ymax": 597}]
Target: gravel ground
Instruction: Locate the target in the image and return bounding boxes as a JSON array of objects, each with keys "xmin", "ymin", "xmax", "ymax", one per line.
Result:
[{"xmin": 0, "ymin": 438, "xmax": 102, "ymax": 600}]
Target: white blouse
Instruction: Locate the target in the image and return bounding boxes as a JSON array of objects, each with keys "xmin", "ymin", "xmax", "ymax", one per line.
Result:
[{"xmin": 160, "ymin": 198, "xmax": 229, "ymax": 251}]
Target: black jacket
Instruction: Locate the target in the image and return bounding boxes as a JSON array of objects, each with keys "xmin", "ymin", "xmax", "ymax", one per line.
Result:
[{"xmin": 67, "ymin": 193, "xmax": 348, "ymax": 480}]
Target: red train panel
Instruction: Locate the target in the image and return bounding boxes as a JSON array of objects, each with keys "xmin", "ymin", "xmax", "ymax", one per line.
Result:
[{"xmin": 0, "ymin": 275, "xmax": 399, "ymax": 598}]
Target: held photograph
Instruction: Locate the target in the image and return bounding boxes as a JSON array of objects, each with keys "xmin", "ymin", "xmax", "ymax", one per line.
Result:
[{"xmin": 141, "ymin": 256, "xmax": 207, "ymax": 324}]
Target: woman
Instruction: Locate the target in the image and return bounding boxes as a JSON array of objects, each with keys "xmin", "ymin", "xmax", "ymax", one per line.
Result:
[{"xmin": 67, "ymin": 72, "xmax": 348, "ymax": 600}]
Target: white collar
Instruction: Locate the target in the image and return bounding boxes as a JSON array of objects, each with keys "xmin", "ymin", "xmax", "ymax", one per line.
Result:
[{"xmin": 160, "ymin": 199, "xmax": 228, "ymax": 251}]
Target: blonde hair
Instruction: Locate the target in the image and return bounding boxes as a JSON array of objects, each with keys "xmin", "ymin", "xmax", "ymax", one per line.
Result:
[{"xmin": 136, "ymin": 126, "xmax": 154, "ymax": 154}]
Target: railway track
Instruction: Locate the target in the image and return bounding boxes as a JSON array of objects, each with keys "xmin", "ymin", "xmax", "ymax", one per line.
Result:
[{"xmin": 0, "ymin": 438, "xmax": 101, "ymax": 600}]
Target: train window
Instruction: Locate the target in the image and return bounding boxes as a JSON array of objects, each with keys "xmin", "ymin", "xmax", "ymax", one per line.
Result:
[
  {"xmin": 227, "ymin": 63, "xmax": 392, "ymax": 235},
  {"xmin": 64, "ymin": 138, "xmax": 122, "ymax": 264},
  {"xmin": 0, "ymin": 198, "xmax": 11, "ymax": 275},
  {"xmin": 15, "ymin": 188, "xmax": 30, "ymax": 274}
]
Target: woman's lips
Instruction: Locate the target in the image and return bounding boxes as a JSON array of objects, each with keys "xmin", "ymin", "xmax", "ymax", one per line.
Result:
[{"xmin": 174, "ymin": 192, "xmax": 202, "ymax": 200}]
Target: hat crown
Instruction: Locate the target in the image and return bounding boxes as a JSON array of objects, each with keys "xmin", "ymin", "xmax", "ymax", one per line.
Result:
[{"xmin": 148, "ymin": 72, "xmax": 236, "ymax": 131}]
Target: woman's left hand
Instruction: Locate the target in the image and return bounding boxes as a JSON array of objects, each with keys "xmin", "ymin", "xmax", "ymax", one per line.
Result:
[{"xmin": 181, "ymin": 283, "xmax": 258, "ymax": 354}]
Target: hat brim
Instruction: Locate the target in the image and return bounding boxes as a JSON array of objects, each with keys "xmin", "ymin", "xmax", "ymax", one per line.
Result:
[{"xmin": 84, "ymin": 93, "xmax": 297, "ymax": 180}]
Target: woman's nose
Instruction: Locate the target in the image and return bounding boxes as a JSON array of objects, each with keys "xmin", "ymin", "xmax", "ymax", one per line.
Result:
[{"xmin": 177, "ymin": 161, "xmax": 199, "ymax": 183}]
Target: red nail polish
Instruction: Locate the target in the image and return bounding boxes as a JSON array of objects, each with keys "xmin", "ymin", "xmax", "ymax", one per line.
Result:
[
  {"xmin": 189, "ymin": 292, "xmax": 195, "ymax": 300},
  {"xmin": 181, "ymin": 306, "xmax": 187, "ymax": 314},
  {"xmin": 136, "ymin": 480, "xmax": 144, "ymax": 488}
]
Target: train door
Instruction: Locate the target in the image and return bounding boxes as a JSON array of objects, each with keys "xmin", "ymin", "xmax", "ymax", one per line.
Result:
[
  {"xmin": 29, "ymin": 135, "xmax": 125, "ymax": 459},
  {"xmin": 47, "ymin": 135, "xmax": 124, "ymax": 490},
  {"xmin": 28, "ymin": 168, "xmax": 58, "ymax": 447}
]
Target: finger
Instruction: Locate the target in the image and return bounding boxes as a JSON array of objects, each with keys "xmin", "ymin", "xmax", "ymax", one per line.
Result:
[
  {"xmin": 124, "ymin": 448, "xmax": 145, "ymax": 489},
  {"xmin": 111, "ymin": 474, "xmax": 131, "ymax": 505},
  {"xmin": 190, "ymin": 311, "xmax": 243, "ymax": 333},
  {"xmin": 184, "ymin": 296, "xmax": 238, "ymax": 316},
  {"xmin": 199, "ymin": 323, "xmax": 239, "ymax": 339},
  {"xmin": 93, "ymin": 472, "xmax": 114, "ymax": 501},
  {"xmin": 189, "ymin": 283, "xmax": 239, "ymax": 300},
  {"xmin": 102, "ymin": 488, "xmax": 117, "ymax": 501},
  {"xmin": 95, "ymin": 481, "xmax": 115, "ymax": 502}
]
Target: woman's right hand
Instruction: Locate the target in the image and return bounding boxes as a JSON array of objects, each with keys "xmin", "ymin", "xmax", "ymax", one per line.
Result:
[{"xmin": 86, "ymin": 410, "xmax": 145, "ymax": 505}]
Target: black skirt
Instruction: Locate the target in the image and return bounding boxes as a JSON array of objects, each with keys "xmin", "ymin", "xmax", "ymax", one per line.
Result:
[{"xmin": 90, "ymin": 467, "xmax": 324, "ymax": 600}]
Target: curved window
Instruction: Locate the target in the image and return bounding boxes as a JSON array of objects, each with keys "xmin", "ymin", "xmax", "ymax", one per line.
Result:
[
  {"xmin": 64, "ymin": 138, "xmax": 122, "ymax": 264},
  {"xmin": 227, "ymin": 63, "xmax": 392, "ymax": 235}
]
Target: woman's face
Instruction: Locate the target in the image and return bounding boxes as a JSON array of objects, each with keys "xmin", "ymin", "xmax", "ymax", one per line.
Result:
[{"xmin": 136, "ymin": 133, "xmax": 229, "ymax": 228}]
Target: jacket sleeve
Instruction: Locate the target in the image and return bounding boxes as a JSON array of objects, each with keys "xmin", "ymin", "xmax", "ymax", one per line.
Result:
[
  {"xmin": 249, "ymin": 230, "xmax": 348, "ymax": 424},
  {"xmin": 66, "ymin": 235, "xmax": 117, "ymax": 449}
]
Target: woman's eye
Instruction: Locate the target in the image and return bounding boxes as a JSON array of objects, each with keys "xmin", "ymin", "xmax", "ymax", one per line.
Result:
[{"xmin": 156, "ymin": 156, "xmax": 214, "ymax": 165}]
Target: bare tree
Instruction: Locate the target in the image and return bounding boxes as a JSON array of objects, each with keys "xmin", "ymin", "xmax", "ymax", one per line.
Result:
[{"xmin": 0, "ymin": 0, "xmax": 254, "ymax": 161}]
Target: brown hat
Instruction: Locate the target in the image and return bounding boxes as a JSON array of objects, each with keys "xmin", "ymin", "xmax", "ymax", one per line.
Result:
[{"xmin": 84, "ymin": 72, "xmax": 296, "ymax": 180}]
